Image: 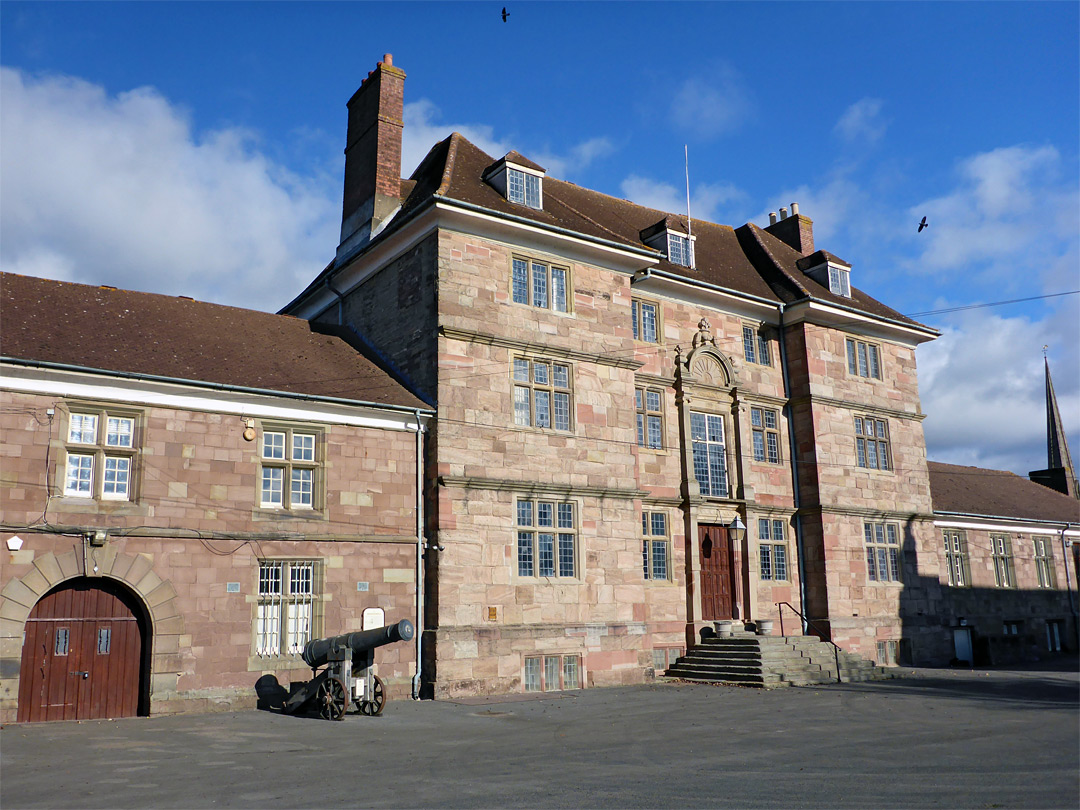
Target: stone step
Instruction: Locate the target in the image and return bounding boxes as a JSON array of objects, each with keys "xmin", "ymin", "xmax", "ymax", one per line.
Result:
[{"xmin": 665, "ymin": 634, "xmax": 895, "ymax": 688}]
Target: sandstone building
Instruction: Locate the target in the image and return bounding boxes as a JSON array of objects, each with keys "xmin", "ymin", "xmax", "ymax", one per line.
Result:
[{"xmin": 0, "ymin": 274, "xmax": 431, "ymax": 721}]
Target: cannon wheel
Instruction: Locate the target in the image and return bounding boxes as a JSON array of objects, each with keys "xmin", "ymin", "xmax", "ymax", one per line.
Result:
[
  {"xmin": 318, "ymin": 676, "xmax": 349, "ymax": 721},
  {"xmin": 359, "ymin": 675, "xmax": 385, "ymax": 716}
]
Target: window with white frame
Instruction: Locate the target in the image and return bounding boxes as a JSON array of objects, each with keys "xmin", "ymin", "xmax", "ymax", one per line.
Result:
[
  {"xmin": 636, "ymin": 387, "xmax": 664, "ymax": 449},
  {"xmin": 642, "ymin": 511, "xmax": 670, "ymax": 581},
  {"xmin": 667, "ymin": 233, "xmax": 694, "ymax": 268},
  {"xmin": 691, "ymin": 412, "xmax": 728, "ymax": 497},
  {"xmin": 943, "ymin": 530, "xmax": 969, "ymax": 587},
  {"xmin": 524, "ymin": 653, "xmax": 580, "ymax": 692},
  {"xmin": 991, "ymin": 534, "xmax": 1014, "ymax": 588},
  {"xmin": 513, "ymin": 358, "xmax": 572, "ymax": 431},
  {"xmin": 758, "ymin": 519, "xmax": 788, "ymax": 580},
  {"xmin": 846, "ymin": 338, "xmax": 882, "ymax": 379},
  {"xmin": 507, "ymin": 168, "xmax": 542, "ymax": 209},
  {"xmin": 854, "ymin": 416, "xmax": 891, "ymax": 470},
  {"xmin": 865, "ymin": 522, "xmax": 901, "ymax": 582},
  {"xmin": 512, "ymin": 257, "xmax": 568, "ymax": 312},
  {"xmin": 63, "ymin": 409, "xmax": 138, "ymax": 500},
  {"xmin": 751, "ymin": 407, "xmax": 781, "ymax": 464},
  {"xmin": 516, "ymin": 498, "xmax": 577, "ymax": 578},
  {"xmin": 260, "ymin": 427, "xmax": 320, "ymax": 509},
  {"xmin": 255, "ymin": 560, "xmax": 319, "ymax": 657},
  {"xmin": 632, "ymin": 298, "xmax": 659, "ymax": 342},
  {"xmin": 828, "ymin": 265, "xmax": 851, "ymax": 297},
  {"xmin": 1034, "ymin": 537, "xmax": 1055, "ymax": 588},
  {"xmin": 876, "ymin": 640, "xmax": 900, "ymax": 666},
  {"xmin": 743, "ymin": 326, "xmax": 772, "ymax": 366}
]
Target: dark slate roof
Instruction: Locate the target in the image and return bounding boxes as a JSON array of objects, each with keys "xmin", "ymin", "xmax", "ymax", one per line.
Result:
[
  {"xmin": 290, "ymin": 133, "xmax": 932, "ymax": 334},
  {"xmin": 928, "ymin": 461, "xmax": 1080, "ymax": 524},
  {"xmin": 1, "ymin": 272, "xmax": 429, "ymax": 410}
]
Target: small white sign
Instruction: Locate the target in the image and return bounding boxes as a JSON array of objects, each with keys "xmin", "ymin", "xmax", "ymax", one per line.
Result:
[
  {"xmin": 226, "ymin": 582, "xmax": 240, "ymax": 593},
  {"xmin": 356, "ymin": 581, "xmax": 369, "ymax": 592}
]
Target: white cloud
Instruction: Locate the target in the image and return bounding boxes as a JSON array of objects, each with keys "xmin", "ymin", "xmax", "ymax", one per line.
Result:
[
  {"xmin": 0, "ymin": 68, "xmax": 338, "ymax": 312},
  {"xmin": 668, "ymin": 66, "xmax": 753, "ymax": 139},
  {"xmin": 917, "ymin": 307, "xmax": 1079, "ymax": 475},
  {"xmin": 402, "ymin": 100, "xmax": 613, "ymax": 180},
  {"xmin": 907, "ymin": 145, "xmax": 1079, "ymax": 281},
  {"xmin": 620, "ymin": 175, "xmax": 744, "ymax": 223},
  {"xmin": 834, "ymin": 98, "xmax": 887, "ymax": 144}
]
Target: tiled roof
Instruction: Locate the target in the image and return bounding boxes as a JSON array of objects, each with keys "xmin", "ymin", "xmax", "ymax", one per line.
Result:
[
  {"xmin": 0, "ymin": 272, "xmax": 430, "ymax": 410},
  {"xmin": 928, "ymin": 461, "xmax": 1080, "ymax": 524},
  {"xmin": 303, "ymin": 133, "xmax": 931, "ymax": 332}
]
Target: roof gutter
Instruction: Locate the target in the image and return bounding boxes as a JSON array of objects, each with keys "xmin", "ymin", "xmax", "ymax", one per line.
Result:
[
  {"xmin": 932, "ymin": 508, "xmax": 1080, "ymax": 528},
  {"xmin": 1, "ymin": 357, "xmax": 434, "ymax": 417},
  {"xmin": 430, "ymin": 195, "xmax": 663, "ymax": 261},
  {"xmin": 632, "ymin": 267, "xmax": 781, "ymax": 310}
]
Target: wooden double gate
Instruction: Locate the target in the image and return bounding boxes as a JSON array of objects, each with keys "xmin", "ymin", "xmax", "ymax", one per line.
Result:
[{"xmin": 17, "ymin": 579, "xmax": 146, "ymax": 722}]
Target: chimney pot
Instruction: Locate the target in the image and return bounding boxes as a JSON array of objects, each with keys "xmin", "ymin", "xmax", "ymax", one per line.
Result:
[
  {"xmin": 769, "ymin": 212, "xmax": 778, "ymax": 225},
  {"xmin": 779, "ymin": 207, "xmax": 789, "ymax": 220},
  {"xmin": 791, "ymin": 202, "xmax": 799, "ymax": 216},
  {"xmin": 383, "ymin": 53, "xmax": 393, "ymax": 66}
]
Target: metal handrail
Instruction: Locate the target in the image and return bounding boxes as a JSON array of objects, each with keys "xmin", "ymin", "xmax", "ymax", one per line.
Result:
[{"xmin": 775, "ymin": 601, "xmax": 843, "ymax": 684}]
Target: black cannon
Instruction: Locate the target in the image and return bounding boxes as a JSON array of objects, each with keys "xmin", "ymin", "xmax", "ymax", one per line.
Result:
[{"xmin": 283, "ymin": 619, "xmax": 414, "ymax": 720}]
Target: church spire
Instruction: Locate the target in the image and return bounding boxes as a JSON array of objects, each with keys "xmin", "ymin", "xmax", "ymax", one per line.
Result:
[{"xmin": 1030, "ymin": 353, "xmax": 1079, "ymax": 499}]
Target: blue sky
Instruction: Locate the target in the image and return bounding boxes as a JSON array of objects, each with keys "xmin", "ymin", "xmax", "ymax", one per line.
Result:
[{"xmin": 2, "ymin": 1, "xmax": 1078, "ymax": 477}]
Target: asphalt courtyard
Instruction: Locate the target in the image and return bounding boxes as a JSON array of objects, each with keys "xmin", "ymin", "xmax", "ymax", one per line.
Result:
[{"xmin": 2, "ymin": 661, "xmax": 1077, "ymax": 810}]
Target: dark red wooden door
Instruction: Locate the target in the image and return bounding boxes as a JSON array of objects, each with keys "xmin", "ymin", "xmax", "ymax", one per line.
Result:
[
  {"xmin": 18, "ymin": 579, "xmax": 143, "ymax": 722},
  {"xmin": 699, "ymin": 525, "xmax": 735, "ymax": 621}
]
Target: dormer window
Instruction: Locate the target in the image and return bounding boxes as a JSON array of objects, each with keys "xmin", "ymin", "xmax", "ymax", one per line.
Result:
[
  {"xmin": 828, "ymin": 265, "xmax": 851, "ymax": 297},
  {"xmin": 796, "ymin": 250, "xmax": 852, "ymax": 299},
  {"xmin": 508, "ymin": 168, "xmax": 541, "ymax": 208},
  {"xmin": 640, "ymin": 216, "xmax": 695, "ymax": 270},
  {"xmin": 667, "ymin": 233, "xmax": 694, "ymax": 268},
  {"xmin": 484, "ymin": 152, "xmax": 546, "ymax": 210}
]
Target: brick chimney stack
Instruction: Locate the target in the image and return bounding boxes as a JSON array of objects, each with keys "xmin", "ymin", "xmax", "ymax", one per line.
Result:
[
  {"xmin": 764, "ymin": 202, "xmax": 814, "ymax": 255},
  {"xmin": 339, "ymin": 53, "xmax": 406, "ymax": 258}
]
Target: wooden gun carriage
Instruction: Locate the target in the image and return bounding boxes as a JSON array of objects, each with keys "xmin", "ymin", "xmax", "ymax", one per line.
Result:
[{"xmin": 283, "ymin": 619, "xmax": 414, "ymax": 720}]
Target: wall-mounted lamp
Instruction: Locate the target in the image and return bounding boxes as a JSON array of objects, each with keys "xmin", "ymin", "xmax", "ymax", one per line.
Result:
[
  {"xmin": 7, "ymin": 535, "xmax": 24, "ymax": 551},
  {"xmin": 728, "ymin": 515, "xmax": 746, "ymax": 543},
  {"xmin": 89, "ymin": 529, "xmax": 108, "ymax": 547},
  {"xmin": 242, "ymin": 418, "xmax": 256, "ymax": 442}
]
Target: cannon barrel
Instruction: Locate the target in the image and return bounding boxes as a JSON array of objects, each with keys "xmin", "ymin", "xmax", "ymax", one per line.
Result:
[{"xmin": 301, "ymin": 619, "xmax": 414, "ymax": 669}]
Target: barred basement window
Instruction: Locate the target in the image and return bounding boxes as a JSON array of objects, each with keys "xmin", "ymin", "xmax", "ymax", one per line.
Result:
[
  {"xmin": 865, "ymin": 522, "xmax": 901, "ymax": 582},
  {"xmin": 758, "ymin": 519, "xmax": 788, "ymax": 580},
  {"xmin": 636, "ymin": 387, "xmax": 664, "ymax": 449},
  {"xmin": 260, "ymin": 427, "xmax": 320, "ymax": 509},
  {"xmin": 876, "ymin": 640, "xmax": 899, "ymax": 666},
  {"xmin": 651, "ymin": 647, "xmax": 683, "ymax": 672},
  {"xmin": 642, "ymin": 511, "xmax": 670, "ymax": 581},
  {"xmin": 751, "ymin": 407, "xmax": 780, "ymax": 464},
  {"xmin": 63, "ymin": 409, "xmax": 139, "ymax": 500},
  {"xmin": 524, "ymin": 653, "xmax": 581, "ymax": 692},
  {"xmin": 846, "ymin": 338, "xmax": 882, "ymax": 379},
  {"xmin": 517, "ymin": 499, "xmax": 577, "ymax": 578},
  {"xmin": 512, "ymin": 257, "xmax": 568, "ymax": 312},
  {"xmin": 854, "ymin": 416, "xmax": 891, "ymax": 470},
  {"xmin": 1034, "ymin": 537, "xmax": 1055, "ymax": 588},
  {"xmin": 943, "ymin": 530, "xmax": 969, "ymax": 587},
  {"xmin": 255, "ymin": 560, "xmax": 319, "ymax": 656},
  {"xmin": 513, "ymin": 357, "xmax": 572, "ymax": 431},
  {"xmin": 991, "ymin": 534, "xmax": 1014, "ymax": 588},
  {"xmin": 632, "ymin": 298, "xmax": 659, "ymax": 342}
]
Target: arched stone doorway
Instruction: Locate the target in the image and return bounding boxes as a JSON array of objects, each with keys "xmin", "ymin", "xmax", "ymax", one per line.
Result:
[{"xmin": 17, "ymin": 577, "xmax": 150, "ymax": 722}]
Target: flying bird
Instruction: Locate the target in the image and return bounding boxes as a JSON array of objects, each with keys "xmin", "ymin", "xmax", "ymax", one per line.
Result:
[
  {"xmin": 918, "ymin": 216, "xmax": 929, "ymax": 233},
  {"xmin": 502, "ymin": 7, "xmax": 509, "ymax": 22}
]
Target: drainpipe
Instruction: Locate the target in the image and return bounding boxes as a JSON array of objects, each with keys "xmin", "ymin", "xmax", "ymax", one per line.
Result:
[
  {"xmin": 412, "ymin": 409, "xmax": 425, "ymax": 699},
  {"xmin": 777, "ymin": 304, "xmax": 809, "ymax": 631},
  {"xmin": 1061, "ymin": 523, "xmax": 1078, "ymax": 648},
  {"xmin": 324, "ymin": 275, "xmax": 426, "ymax": 697}
]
